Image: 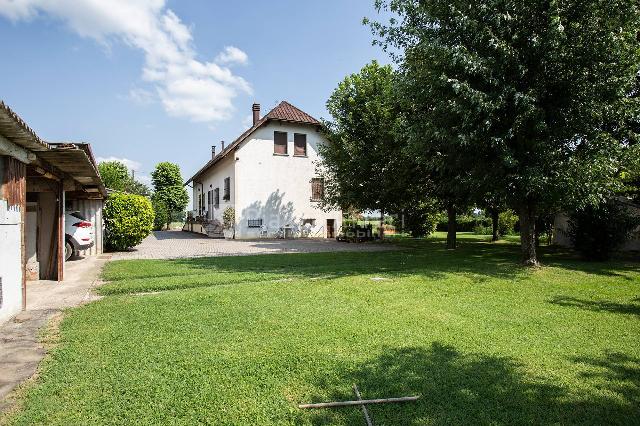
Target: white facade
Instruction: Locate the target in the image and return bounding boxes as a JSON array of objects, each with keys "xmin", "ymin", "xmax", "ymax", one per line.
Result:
[
  {"xmin": 190, "ymin": 121, "xmax": 342, "ymax": 239},
  {"xmin": 0, "ymin": 200, "xmax": 23, "ymax": 323}
]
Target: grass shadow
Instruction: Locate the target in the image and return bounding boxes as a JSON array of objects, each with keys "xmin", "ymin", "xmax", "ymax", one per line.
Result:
[
  {"xmin": 549, "ymin": 296, "xmax": 640, "ymax": 316},
  {"xmin": 304, "ymin": 343, "xmax": 640, "ymax": 425}
]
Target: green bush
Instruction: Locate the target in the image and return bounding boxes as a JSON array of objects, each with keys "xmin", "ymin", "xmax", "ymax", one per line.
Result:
[
  {"xmin": 473, "ymin": 224, "xmax": 492, "ymax": 235},
  {"xmin": 498, "ymin": 210, "xmax": 518, "ymax": 236},
  {"xmin": 568, "ymin": 199, "xmax": 639, "ymax": 260},
  {"xmin": 152, "ymin": 195, "xmax": 169, "ymax": 231},
  {"xmin": 104, "ymin": 193, "xmax": 154, "ymax": 251}
]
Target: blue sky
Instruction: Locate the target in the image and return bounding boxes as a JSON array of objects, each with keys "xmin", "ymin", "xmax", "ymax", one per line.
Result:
[{"xmin": 0, "ymin": 0, "xmax": 390, "ymax": 184}]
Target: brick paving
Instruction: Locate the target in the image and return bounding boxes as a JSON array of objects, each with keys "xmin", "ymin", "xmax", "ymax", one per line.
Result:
[{"xmin": 111, "ymin": 230, "xmax": 395, "ymax": 260}]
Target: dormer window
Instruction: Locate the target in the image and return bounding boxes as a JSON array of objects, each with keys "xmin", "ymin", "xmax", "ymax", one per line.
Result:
[
  {"xmin": 274, "ymin": 131, "xmax": 287, "ymax": 155},
  {"xmin": 294, "ymin": 133, "xmax": 307, "ymax": 156}
]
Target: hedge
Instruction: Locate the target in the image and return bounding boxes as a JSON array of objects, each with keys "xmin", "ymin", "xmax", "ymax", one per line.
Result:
[{"xmin": 104, "ymin": 192, "xmax": 154, "ymax": 251}]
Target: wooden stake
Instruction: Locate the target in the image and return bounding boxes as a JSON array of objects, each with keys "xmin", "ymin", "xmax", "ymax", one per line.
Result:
[{"xmin": 353, "ymin": 384, "xmax": 373, "ymax": 426}]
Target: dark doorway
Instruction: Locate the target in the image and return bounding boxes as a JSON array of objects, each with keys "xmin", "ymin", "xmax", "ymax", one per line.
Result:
[{"xmin": 326, "ymin": 219, "xmax": 335, "ymax": 239}]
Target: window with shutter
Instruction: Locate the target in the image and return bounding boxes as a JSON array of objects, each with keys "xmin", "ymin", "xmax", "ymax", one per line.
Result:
[
  {"xmin": 223, "ymin": 177, "xmax": 231, "ymax": 201},
  {"xmin": 274, "ymin": 131, "xmax": 287, "ymax": 155},
  {"xmin": 294, "ymin": 133, "xmax": 307, "ymax": 156},
  {"xmin": 214, "ymin": 188, "xmax": 220, "ymax": 207},
  {"xmin": 310, "ymin": 178, "xmax": 324, "ymax": 201}
]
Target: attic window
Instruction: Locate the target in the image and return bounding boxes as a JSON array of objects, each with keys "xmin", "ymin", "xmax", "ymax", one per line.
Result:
[
  {"xmin": 223, "ymin": 177, "xmax": 231, "ymax": 201},
  {"xmin": 294, "ymin": 133, "xmax": 307, "ymax": 156},
  {"xmin": 274, "ymin": 131, "xmax": 287, "ymax": 155}
]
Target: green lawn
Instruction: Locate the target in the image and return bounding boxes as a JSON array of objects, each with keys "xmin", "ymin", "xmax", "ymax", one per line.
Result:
[{"xmin": 5, "ymin": 235, "xmax": 639, "ymax": 425}]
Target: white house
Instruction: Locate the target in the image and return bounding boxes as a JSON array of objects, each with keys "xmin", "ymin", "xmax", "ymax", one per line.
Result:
[{"xmin": 184, "ymin": 101, "xmax": 342, "ymax": 239}]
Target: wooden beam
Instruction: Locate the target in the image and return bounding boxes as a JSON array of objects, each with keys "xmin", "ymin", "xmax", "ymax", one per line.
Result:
[
  {"xmin": 26, "ymin": 177, "xmax": 60, "ymax": 193},
  {"xmin": 0, "ymin": 134, "xmax": 36, "ymax": 164},
  {"xmin": 298, "ymin": 396, "xmax": 419, "ymax": 409}
]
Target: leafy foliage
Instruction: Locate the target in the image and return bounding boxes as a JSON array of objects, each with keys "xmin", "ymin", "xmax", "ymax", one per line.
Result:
[
  {"xmin": 151, "ymin": 162, "xmax": 189, "ymax": 228},
  {"xmin": 398, "ymin": 200, "xmax": 440, "ymax": 237},
  {"xmin": 222, "ymin": 207, "xmax": 235, "ymax": 230},
  {"xmin": 369, "ymin": 0, "xmax": 640, "ymax": 264},
  {"xmin": 104, "ymin": 192, "xmax": 154, "ymax": 251},
  {"xmin": 568, "ymin": 199, "xmax": 640, "ymax": 260},
  {"xmin": 498, "ymin": 210, "xmax": 518, "ymax": 237},
  {"xmin": 318, "ymin": 61, "xmax": 431, "ymax": 216},
  {"xmin": 98, "ymin": 161, "xmax": 150, "ymax": 196},
  {"xmin": 151, "ymin": 195, "xmax": 169, "ymax": 231}
]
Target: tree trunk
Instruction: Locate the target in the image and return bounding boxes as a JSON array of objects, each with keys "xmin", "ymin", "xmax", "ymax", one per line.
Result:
[
  {"xmin": 446, "ymin": 203, "xmax": 457, "ymax": 250},
  {"xmin": 491, "ymin": 209, "xmax": 499, "ymax": 242},
  {"xmin": 379, "ymin": 210, "xmax": 385, "ymax": 240},
  {"xmin": 518, "ymin": 203, "xmax": 538, "ymax": 266}
]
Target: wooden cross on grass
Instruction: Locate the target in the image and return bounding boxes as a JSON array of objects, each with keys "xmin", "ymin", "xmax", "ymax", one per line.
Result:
[{"xmin": 299, "ymin": 384, "xmax": 419, "ymax": 426}]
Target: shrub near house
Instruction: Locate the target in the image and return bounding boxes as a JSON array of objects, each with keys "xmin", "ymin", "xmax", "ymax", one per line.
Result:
[{"xmin": 104, "ymin": 192, "xmax": 154, "ymax": 251}]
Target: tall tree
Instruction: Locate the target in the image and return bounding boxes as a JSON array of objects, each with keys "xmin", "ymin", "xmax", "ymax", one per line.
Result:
[
  {"xmin": 151, "ymin": 162, "xmax": 189, "ymax": 229},
  {"xmin": 98, "ymin": 161, "xmax": 130, "ymax": 192},
  {"xmin": 370, "ymin": 0, "xmax": 640, "ymax": 264},
  {"xmin": 98, "ymin": 160, "xmax": 151, "ymax": 196},
  {"xmin": 318, "ymin": 61, "xmax": 431, "ymax": 236}
]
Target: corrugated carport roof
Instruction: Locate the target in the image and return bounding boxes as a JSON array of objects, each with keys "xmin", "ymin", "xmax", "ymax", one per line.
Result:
[
  {"xmin": 41, "ymin": 143, "xmax": 107, "ymax": 197},
  {"xmin": 0, "ymin": 101, "xmax": 49, "ymax": 151}
]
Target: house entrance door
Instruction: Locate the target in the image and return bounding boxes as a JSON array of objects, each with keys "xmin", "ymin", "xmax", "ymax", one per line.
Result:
[{"xmin": 326, "ymin": 219, "xmax": 335, "ymax": 239}]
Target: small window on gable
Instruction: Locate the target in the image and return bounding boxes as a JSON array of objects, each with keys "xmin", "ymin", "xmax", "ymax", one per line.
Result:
[
  {"xmin": 223, "ymin": 177, "xmax": 231, "ymax": 201},
  {"xmin": 274, "ymin": 131, "xmax": 287, "ymax": 155},
  {"xmin": 294, "ymin": 133, "xmax": 307, "ymax": 156}
]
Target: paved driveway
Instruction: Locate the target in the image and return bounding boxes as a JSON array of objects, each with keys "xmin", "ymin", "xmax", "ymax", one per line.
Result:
[{"xmin": 111, "ymin": 230, "xmax": 394, "ymax": 260}]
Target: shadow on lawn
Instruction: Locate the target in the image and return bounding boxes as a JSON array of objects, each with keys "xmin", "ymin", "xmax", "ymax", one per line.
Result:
[
  {"xmin": 168, "ymin": 238, "xmax": 637, "ymax": 282},
  {"xmin": 305, "ymin": 343, "xmax": 640, "ymax": 425},
  {"xmin": 169, "ymin": 240, "xmax": 525, "ymax": 282},
  {"xmin": 549, "ymin": 296, "xmax": 640, "ymax": 317}
]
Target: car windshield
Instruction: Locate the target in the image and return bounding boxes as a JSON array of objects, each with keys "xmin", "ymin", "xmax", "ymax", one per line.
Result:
[{"xmin": 68, "ymin": 211, "xmax": 87, "ymax": 221}]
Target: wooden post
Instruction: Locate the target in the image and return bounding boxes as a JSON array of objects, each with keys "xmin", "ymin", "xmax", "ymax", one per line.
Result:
[
  {"xmin": 57, "ymin": 185, "xmax": 64, "ymax": 282},
  {"xmin": 353, "ymin": 384, "xmax": 373, "ymax": 426}
]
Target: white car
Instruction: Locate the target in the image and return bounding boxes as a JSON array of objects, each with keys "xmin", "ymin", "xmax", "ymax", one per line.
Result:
[{"xmin": 65, "ymin": 211, "xmax": 94, "ymax": 260}]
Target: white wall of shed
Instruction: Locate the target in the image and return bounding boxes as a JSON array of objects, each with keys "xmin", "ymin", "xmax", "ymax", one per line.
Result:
[{"xmin": 0, "ymin": 200, "xmax": 23, "ymax": 324}]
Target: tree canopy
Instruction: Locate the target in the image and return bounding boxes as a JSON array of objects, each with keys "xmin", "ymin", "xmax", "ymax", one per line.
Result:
[
  {"xmin": 369, "ymin": 0, "xmax": 640, "ymax": 264},
  {"xmin": 151, "ymin": 162, "xmax": 189, "ymax": 229},
  {"xmin": 98, "ymin": 160, "xmax": 150, "ymax": 196},
  {"xmin": 318, "ymin": 60, "xmax": 431, "ymax": 224}
]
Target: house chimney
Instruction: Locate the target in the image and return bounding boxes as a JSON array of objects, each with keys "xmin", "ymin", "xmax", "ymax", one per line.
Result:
[
  {"xmin": 252, "ymin": 103, "xmax": 260, "ymax": 125},
  {"xmin": 211, "ymin": 145, "xmax": 216, "ymax": 158},
  {"xmin": 221, "ymin": 140, "xmax": 225, "ymax": 151}
]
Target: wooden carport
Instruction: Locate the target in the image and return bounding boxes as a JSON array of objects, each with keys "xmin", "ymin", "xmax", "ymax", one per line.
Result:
[{"xmin": 0, "ymin": 101, "xmax": 106, "ymax": 316}]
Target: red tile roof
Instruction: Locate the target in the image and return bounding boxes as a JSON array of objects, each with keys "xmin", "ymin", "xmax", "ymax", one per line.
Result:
[
  {"xmin": 186, "ymin": 101, "xmax": 321, "ymax": 184},
  {"xmin": 264, "ymin": 101, "xmax": 320, "ymax": 125}
]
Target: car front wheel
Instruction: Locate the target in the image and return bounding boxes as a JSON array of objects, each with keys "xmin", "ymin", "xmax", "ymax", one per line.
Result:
[{"xmin": 65, "ymin": 240, "xmax": 73, "ymax": 261}]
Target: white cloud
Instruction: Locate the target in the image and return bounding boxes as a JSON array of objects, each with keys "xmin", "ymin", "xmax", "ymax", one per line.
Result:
[
  {"xmin": 215, "ymin": 46, "xmax": 248, "ymax": 66},
  {"xmin": 0, "ymin": 0, "xmax": 251, "ymax": 123},
  {"xmin": 96, "ymin": 156, "xmax": 141, "ymax": 172},
  {"xmin": 126, "ymin": 87, "xmax": 155, "ymax": 105}
]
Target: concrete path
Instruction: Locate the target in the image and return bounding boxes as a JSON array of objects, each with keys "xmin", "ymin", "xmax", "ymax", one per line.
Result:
[
  {"xmin": 112, "ymin": 230, "xmax": 395, "ymax": 260},
  {"xmin": 0, "ymin": 255, "xmax": 109, "ymax": 413}
]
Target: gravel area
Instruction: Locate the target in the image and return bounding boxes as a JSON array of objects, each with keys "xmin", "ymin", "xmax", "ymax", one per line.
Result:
[{"xmin": 110, "ymin": 230, "xmax": 395, "ymax": 260}]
